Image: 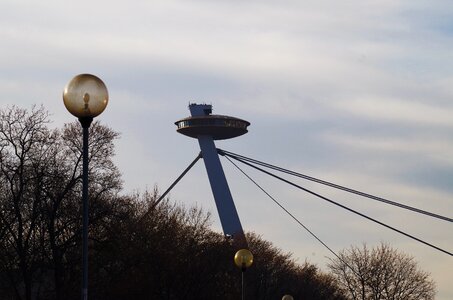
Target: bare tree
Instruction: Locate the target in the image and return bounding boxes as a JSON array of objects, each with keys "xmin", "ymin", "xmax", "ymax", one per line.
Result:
[
  {"xmin": 41, "ymin": 120, "xmax": 121, "ymax": 300},
  {"xmin": 328, "ymin": 243, "xmax": 436, "ymax": 300},
  {"xmin": 0, "ymin": 106, "xmax": 53, "ymax": 300},
  {"xmin": 0, "ymin": 106, "xmax": 122, "ymax": 300}
]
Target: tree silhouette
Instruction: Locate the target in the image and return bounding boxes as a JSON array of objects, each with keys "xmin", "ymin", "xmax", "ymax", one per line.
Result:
[
  {"xmin": 328, "ymin": 243, "xmax": 436, "ymax": 300},
  {"xmin": 0, "ymin": 106, "xmax": 121, "ymax": 300}
]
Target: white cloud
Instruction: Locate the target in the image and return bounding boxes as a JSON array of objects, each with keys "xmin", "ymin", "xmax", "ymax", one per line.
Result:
[
  {"xmin": 321, "ymin": 130, "xmax": 453, "ymax": 166},
  {"xmin": 333, "ymin": 95, "xmax": 453, "ymax": 126}
]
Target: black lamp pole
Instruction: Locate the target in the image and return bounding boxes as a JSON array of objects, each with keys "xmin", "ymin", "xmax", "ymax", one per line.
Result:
[
  {"xmin": 241, "ymin": 264, "xmax": 245, "ymax": 300},
  {"xmin": 80, "ymin": 117, "xmax": 93, "ymax": 300}
]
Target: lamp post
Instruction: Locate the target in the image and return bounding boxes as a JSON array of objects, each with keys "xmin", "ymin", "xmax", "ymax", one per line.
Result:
[
  {"xmin": 63, "ymin": 74, "xmax": 109, "ymax": 300},
  {"xmin": 234, "ymin": 249, "xmax": 254, "ymax": 300}
]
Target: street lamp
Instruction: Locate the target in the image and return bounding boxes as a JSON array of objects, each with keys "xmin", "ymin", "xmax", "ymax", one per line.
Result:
[
  {"xmin": 63, "ymin": 74, "xmax": 108, "ymax": 300},
  {"xmin": 234, "ymin": 249, "xmax": 254, "ymax": 300},
  {"xmin": 282, "ymin": 295, "xmax": 294, "ymax": 300}
]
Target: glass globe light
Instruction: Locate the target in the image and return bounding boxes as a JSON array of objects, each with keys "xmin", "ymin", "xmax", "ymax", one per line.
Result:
[
  {"xmin": 63, "ymin": 74, "xmax": 108, "ymax": 118},
  {"xmin": 234, "ymin": 249, "xmax": 254, "ymax": 269},
  {"xmin": 282, "ymin": 295, "xmax": 294, "ymax": 300}
]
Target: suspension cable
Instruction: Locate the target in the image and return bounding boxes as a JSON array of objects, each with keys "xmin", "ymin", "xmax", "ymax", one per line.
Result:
[
  {"xmin": 224, "ymin": 155, "xmax": 360, "ymax": 276},
  {"xmin": 150, "ymin": 152, "xmax": 202, "ymax": 210},
  {"xmin": 219, "ymin": 149, "xmax": 452, "ymax": 223},
  {"xmin": 223, "ymin": 152, "xmax": 452, "ymax": 257}
]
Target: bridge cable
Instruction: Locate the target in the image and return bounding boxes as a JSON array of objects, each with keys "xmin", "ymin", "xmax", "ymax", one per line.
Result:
[
  {"xmin": 219, "ymin": 149, "xmax": 452, "ymax": 223},
  {"xmin": 224, "ymin": 155, "xmax": 360, "ymax": 276},
  {"xmin": 150, "ymin": 152, "xmax": 202, "ymax": 210},
  {"xmin": 221, "ymin": 151, "xmax": 452, "ymax": 257}
]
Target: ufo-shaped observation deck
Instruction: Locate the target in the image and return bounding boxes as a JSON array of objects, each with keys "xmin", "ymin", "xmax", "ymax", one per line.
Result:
[{"xmin": 175, "ymin": 114, "xmax": 250, "ymax": 140}]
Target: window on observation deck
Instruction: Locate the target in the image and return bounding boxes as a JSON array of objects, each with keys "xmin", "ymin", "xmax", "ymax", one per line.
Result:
[{"xmin": 178, "ymin": 118, "xmax": 247, "ymax": 129}]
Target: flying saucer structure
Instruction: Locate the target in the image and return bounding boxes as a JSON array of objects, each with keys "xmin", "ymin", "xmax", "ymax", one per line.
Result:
[
  {"xmin": 175, "ymin": 103, "xmax": 250, "ymax": 247},
  {"xmin": 175, "ymin": 113, "xmax": 250, "ymax": 140}
]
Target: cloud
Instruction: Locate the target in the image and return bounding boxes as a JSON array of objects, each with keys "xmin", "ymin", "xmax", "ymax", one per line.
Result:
[{"xmin": 321, "ymin": 129, "xmax": 453, "ymax": 164}]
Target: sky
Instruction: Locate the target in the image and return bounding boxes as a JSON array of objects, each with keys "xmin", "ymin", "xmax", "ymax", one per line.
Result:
[{"xmin": 1, "ymin": 0, "xmax": 452, "ymax": 298}]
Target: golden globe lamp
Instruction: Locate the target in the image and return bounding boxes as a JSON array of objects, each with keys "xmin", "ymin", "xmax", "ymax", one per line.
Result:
[
  {"xmin": 63, "ymin": 73, "xmax": 108, "ymax": 121},
  {"xmin": 234, "ymin": 249, "xmax": 254, "ymax": 271}
]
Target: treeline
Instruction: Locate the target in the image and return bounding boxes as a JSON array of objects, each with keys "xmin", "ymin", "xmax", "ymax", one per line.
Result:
[
  {"xmin": 89, "ymin": 191, "xmax": 344, "ymax": 300},
  {"xmin": 0, "ymin": 106, "xmax": 345, "ymax": 300}
]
